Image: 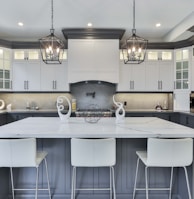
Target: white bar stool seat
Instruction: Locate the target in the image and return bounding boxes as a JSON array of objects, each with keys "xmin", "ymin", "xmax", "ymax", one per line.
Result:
[
  {"xmin": 133, "ymin": 138, "xmax": 193, "ymax": 199},
  {"xmin": 0, "ymin": 138, "xmax": 51, "ymax": 199},
  {"xmin": 71, "ymin": 138, "xmax": 116, "ymax": 199}
]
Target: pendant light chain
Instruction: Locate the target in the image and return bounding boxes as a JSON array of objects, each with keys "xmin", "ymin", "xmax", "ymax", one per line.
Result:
[
  {"xmin": 133, "ymin": 0, "xmax": 135, "ymax": 30},
  {"xmin": 122, "ymin": 0, "xmax": 148, "ymax": 64},
  {"xmin": 51, "ymin": 0, "xmax": 54, "ymax": 32},
  {"xmin": 39, "ymin": 0, "xmax": 65, "ymax": 64}
]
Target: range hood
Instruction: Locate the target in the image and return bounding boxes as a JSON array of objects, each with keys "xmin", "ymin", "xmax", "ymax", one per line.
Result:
[{"xmin": 62, "ymin": 29, "xmax": 125, "ymax": 84}]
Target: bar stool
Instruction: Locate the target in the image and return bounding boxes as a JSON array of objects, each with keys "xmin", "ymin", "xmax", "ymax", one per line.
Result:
[
  {"xmin": 0, "ymin": 138, "xmax": 51, "ymax": 199},
  {"xmin": 133, "ymin": 138, "xmax": 193, "ymax": 199},
  {"xmin": 71, "ymin": 138, "xmax": 116, "ymax": 199}
]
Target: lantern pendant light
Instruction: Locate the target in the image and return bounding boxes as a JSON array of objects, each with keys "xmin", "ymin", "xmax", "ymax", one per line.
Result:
[
  {"xmin": 39, "ymin": 0, "xmax": 65, "ymax": 64},
  {"xmin": 122, "ymin": 0, "xmax": 148, "ymax": 64}
]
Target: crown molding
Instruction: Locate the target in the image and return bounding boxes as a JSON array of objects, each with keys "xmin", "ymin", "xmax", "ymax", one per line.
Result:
[
  {"xmin": 62, "ymin": 28, "xmax": 125, "ymax": 40},
  {"xmin": 0, "ymin": 29, "xmax": 193, "ymax": 49}
]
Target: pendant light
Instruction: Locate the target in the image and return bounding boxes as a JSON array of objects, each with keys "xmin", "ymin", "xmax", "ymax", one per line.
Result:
[
  {"xmin": 122, "ymin": 0, "xmax": 148, "ymax": 64},
  {"xmin": 39, "ymin": 0, "xmax": 65, "ymax": 64}
]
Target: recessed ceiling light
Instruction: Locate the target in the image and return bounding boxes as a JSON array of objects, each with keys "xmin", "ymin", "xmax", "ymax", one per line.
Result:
[
  {"xmin": 18, "ymin": 22, "xmax": 24, "ymax": 27},
  {"xmin": 87, "ymin": 23, "xmax": 92, "ymax": 27},
  {"xmin": 156, "ymin": 23, "xmax": 161, "ymax": 27}
]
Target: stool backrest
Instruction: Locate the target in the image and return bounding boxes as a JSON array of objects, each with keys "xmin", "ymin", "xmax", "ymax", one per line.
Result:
[
  {"xmin": 71, "ymin": 138, "xmax": 116, "ymax": 167},
  {"xmin": 147, "ymin": 138, "xmax": 193, "ymax": 167},
  {"xmin": 0, "ymin": 138, "xmax": 37, "ymax": 167}
]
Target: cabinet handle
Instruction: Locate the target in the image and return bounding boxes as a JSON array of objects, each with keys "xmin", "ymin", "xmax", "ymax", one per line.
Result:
[
  {"xmin": 10, "ymin": 80, "xmax": 12, "ymax": 89},
  {"xmin": 158, "ymin": 81, "xmax": 162, "ymax": 90},
  {"xmin": 52, "ymin": 80, "xmax": 55, "ymax": 89},
  {"xmin": 55, "ymin": 80, "xmax": 57, "ymax": 90},
  {"xmin": 24, "ymin": 81, "xmax": 26, "ymax": 90},
  {"xmin": 132, "ymin": 81, "xmax": 134, "ymax": 90},
  {"xmin": 130, "ymin": 81, "xmax": 134, "ymax": 90}
]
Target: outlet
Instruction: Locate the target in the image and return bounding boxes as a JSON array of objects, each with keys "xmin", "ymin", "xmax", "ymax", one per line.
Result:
[{"xmin": 124, "ymin": 101, "xmax": 127, "ymax": 106}]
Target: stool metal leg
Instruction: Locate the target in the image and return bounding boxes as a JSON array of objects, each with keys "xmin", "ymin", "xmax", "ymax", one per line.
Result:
[
  {"xmin": 111, "ymin": 166, "xmax": 116, "ymax": 199},
  {"xmin": 110, "ymin": 167, "xmax": 112, "ymax": 199},
  {"xmin": 10, "ymin": 167, "xmax": 14, "ymax": 199},
  {"xmin": 71, "ymin": 166, "xmax": 76, "ymax": 199},
  {"xmin": 133, "ymin": 157, "xmax": 140, "ymax": 199},
  {"xmin": 44, "ymin": 158, "xmax": 51, "ymax": 199},
  {"xmin": 35, "ymin": 167, "xmax": 39, "ymax": 199},
  {"xmin": 169, "ymin": 167, "xmax": 173, "ymax": 199},
  {"xmin": 145, "ymin": 166, "xmax": 148, "ymax": 199},
  {"xmin": 183, "ymin": 166, "xmax": 192, "ymax": 199}
]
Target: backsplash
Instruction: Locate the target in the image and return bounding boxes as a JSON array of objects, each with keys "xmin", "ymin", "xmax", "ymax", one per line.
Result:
[
  {"xmin": 70, "ymin": 81, "xmax": 116, "ymax": 109},
  {"xmin": 0, "ymin": 93, "xmax": 72, "ymax": 110},
  {"xmin": 0, "ymin": 92, "xmax": 173, "ymax": 111},
  {"xmin": 114, "ymin": 93, "xmax": 173, "ymax": 110}
]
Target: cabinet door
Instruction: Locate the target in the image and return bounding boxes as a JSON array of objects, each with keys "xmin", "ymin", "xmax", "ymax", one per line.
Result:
[
  {"xmin": 13, "ymin": 62, "xmax": 40, "ymax": 91},
  {"xmin": 159, "ymin": 62, "xmax": 174, "ymax": 91},
  {"xmin": 131, "ymin": 63, "xmax": 146, "ymax": 91},
  {"xmin": 146, "ymin": 62, "xmax": 159, "ymax": 91},
  {"xmin": 41, "ymin": 65, "xmax": 55, "ymax": 91},
  {"xmin": 41, "ymin": 62, "xmax": 69, "ymax": 91},
  {"xmin": 117, "ymin": 62, "xmax": 132, "ymax": 91},
  {"xmin": 55, "ymin": 63, "xmax": 69, "ymax": 91},
  {"xmin": 13, "ymin": 62, "xmax": 27, "ymax": 91},
  {"xmin": 27, "ymin": 63, "xmax": 40, "ymax": 91}
]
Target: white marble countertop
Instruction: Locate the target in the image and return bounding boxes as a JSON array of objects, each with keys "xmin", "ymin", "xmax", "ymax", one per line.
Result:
[{"xmin": 0, "ymin": 117, "xmax": 194, "ymax": 138}]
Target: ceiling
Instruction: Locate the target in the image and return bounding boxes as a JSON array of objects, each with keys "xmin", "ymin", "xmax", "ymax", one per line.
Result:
[{"xmin": 0, "ymin": 0, "xmax": 194, "ymax": 44}]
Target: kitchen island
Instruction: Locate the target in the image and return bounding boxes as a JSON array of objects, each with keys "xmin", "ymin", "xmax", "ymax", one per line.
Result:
[{"xmin": 0, "ymin": 117, "xmax": 193, "ymax": 199}]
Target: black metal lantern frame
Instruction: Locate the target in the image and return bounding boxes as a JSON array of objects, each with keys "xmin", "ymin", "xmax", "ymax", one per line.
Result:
[
  {"xmin": 39, "ymin": 0, "xmax": 65, "ymax": 64},
  {"xmin": 122, "ymin": 0, "xmax": 148, "ymax": 64}
]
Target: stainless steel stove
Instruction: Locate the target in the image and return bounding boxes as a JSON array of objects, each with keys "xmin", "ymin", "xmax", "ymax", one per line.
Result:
[{"xmin": 75, "ymin": 109, "xmax": 113, "ymax": 117}]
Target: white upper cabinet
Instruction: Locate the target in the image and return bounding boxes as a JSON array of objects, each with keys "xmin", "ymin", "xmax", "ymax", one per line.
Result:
[
  {"xmin": 12, "ymin": 49, "xmax": 69, "ymax": 92},
  {"xmin": 146, "ymin": 50, "xmax": 174, "ymax": 91},
  {"xmin": 191, "ymin": 46, "xmax": 194, "ymax": 91},
  {"xmin": 12, "ymin": 49, "xmax": 41, "ymax": 91},
  {"xmin": 0, "ymin": 48, "xmax": 12, "ymax": 91},
  {"xmin": 118, "ymin": 50, "xmax": 174, "ymax": 92},
  {"xmin": 13, "ymin": 50, "xmax": 40, "ymax": 62},
  {"xmin": 174, "ymin": 48, "xmax": 191, "ymax": 90},
  {"xmin": 41, "ymin": 61, "xmax": 69, "ymax": 91},
  {"xmin": 147, "ymin": 50, "xmax": 172, "ymax": 61},
  {"xmin": 13, "ymin": 62, "xmax": 41, "ymax": 91},
  {"xmin": 68, "ymin": 39, "xmax": 119, "ymax": 83},
  {"xmin": 117, "ymin": 60, "xmax": 146, "ymax": 91}
]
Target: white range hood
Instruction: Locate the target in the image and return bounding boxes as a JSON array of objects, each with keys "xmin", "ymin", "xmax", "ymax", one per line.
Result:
[{"xmin": 67, "ymin": 39, "xmax": 120, "ymax": 83}]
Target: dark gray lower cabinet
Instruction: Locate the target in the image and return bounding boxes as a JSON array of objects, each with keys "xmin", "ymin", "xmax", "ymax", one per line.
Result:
[
  {"xmin": 2, "ymin": 138, "xmax": 190, "ymax": 199},
  {"xmin": 0, "ymin": 113, "xmax": 6, "ymax": 126},
  {"xmin": 180, "ymin": 113, "xmax": 194, "ymax": 128}
]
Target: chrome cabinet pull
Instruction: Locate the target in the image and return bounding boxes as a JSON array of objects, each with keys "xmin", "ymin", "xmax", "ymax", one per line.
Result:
[{"xmin": 55, "ymin": 80, "xmax": 57, "ymax": 90}]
